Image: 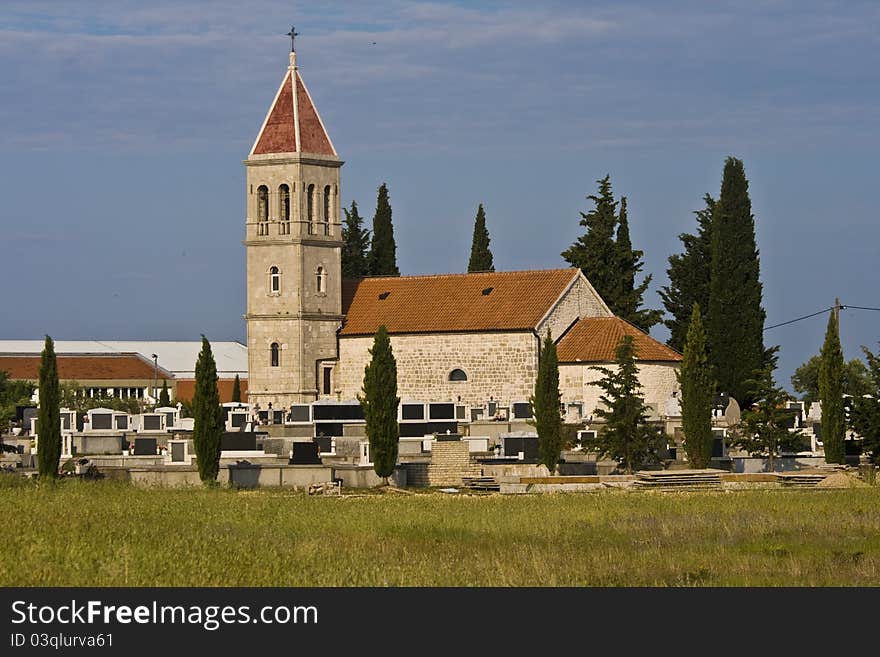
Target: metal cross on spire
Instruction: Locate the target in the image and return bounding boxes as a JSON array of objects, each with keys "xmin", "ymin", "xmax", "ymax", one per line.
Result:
[{"xmin": 287, "ymin": 25, "xmax": 299, "ymax": 53}]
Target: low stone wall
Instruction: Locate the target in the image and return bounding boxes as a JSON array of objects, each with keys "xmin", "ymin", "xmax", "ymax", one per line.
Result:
[
  {"xmin": 425, "ymin": 441, "xmax": 482, "ymax": 487},
  {"xmin": 333, "ymin": 465, "xmax": 407, "ymax": 488}
]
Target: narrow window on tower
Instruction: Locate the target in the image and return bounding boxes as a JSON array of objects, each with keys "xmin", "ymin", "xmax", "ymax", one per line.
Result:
[
  {"xmin": 323, "ymin": 185, "xmax": 331, "ymax": 235},
  {"xmin": 322, "ymin": 367, "xmax": 332, "ymax": 395},
  {"xmin": 316, "ymin": 266, "xmax": 327, "ymax": 294},
  {"xmin": 279, "ymin": 184, "xmax": 290, "ymax": 234},
  {"xmin": 307, "ymin": 184, "xmax": 315, "ymax": 234},
  {"xmin": 269, "ymin": 266, "xmax": 281, "ymax": 294},
  {"xmin": 257, "ymin": 185, "xmax": 269, "ymax": 236},
  {"xmin": 270, "ymin": 342, "xmax": 280, "ymax": 367}
]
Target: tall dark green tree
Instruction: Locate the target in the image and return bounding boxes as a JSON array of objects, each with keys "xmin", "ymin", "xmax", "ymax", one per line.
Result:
[
  {"xmin": 368, "ymin": 183, "xmax": 400, "ymax": 277},
  {"xmin": 677, "ymin": 304, "xmax": 715, "ymax": 468},
  {"xmin": 37, "ymin": 336, "xmax": 62, "ymax": 479},
  {"xmin": 850, "ymin": 344, "xmax": 880, "ymax": 463},
  {"xmin": 231, "ymin": 374, "xmax": 242, "ymax": 403},
  {"xmin": 192, "ymin": 335, "xmax": 223, "ymax": 485},
  {"xmin": 733, "ymin": 348, "xmax": 802, "ymax": 471},
  {"xmin": 531, "ymin": 330, "xmax": 563, "ymax": 474},
  {"xmin": 706, "ymin": 157, "xmax": 766, "ymax": 406},
  {"xmin": 583, "ymin": 335, "xmax": 665, "ymax": 473},
  {"xmin": 660, "ymin": 194, "xmax": 715, "ymax": 352},
  {"xmin": 342, "ymin": 201, "xmax": 371, "ymax": 278},
  {"xmin": 818, "ymin": 309, "xmax": 845, "ymax": 464},
  {"xmin": 358, "ymin": 326, "xmax": 400, "ymax": 484},
  {"xmin": 158, "ymin": 380, "xmax": 170, "ymax": 407},
  {"xmin": 467, "ymin": 203, "xmax": 495, "ymax": 272},
  {"xmin": 562, "ymin": 175, "xmax": 619, "ymax": 309},
  {"xmin": 614, "ymin": 196, "xmax": 662, "ymax": 330}
]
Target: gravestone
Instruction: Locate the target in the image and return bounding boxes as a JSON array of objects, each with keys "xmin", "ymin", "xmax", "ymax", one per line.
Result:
[
  {"xmin": 91, "ymin": 413, "xmax": 112, "ymax": 430},
  {"xmin": 133, "ymin": 437, "xmax": 157, "ymax": 455},
  {"xmin": 142, "ymin": 414, "xmax": 162, "ymax": 431},
  {"xmin": 290, "ymin": 442, "xmax": 321, "ymax": 465}
]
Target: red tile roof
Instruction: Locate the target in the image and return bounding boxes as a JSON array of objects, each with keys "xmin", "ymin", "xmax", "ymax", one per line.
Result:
[
  {"xmin": 340, "ymin": 269, "xmax": 579, "ymax": 336},
  {"xmin": 556, "ymin": 317, "xmax": 682, "ymax": 363},
  {"xmin": 252, "ymin": 70, "xmax": 336, "ymax": 156},
  {"xmin": 0, "ymin": 354, "xmax": 173, "ymax": 381}
]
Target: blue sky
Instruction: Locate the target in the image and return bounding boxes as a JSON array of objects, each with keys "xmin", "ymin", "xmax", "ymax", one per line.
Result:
[{"xmin": 1, "ymin": 1, "xmax": 878, "ymax": 392}]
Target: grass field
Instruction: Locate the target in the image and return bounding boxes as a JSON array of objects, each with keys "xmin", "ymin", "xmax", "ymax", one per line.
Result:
[{"xmin": 2, "ymin": 478, "xmax": 879, "ymax": 586}]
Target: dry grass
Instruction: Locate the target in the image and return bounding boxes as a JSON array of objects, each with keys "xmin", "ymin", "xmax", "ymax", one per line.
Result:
[{"xmin": 2, "ymin": 477, "xmax": 879, "ymax": 586}]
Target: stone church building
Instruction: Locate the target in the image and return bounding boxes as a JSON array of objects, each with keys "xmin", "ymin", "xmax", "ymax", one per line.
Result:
[{"xmin": 244, "ymin": 49, "xmax": 681, "ymax": 419}]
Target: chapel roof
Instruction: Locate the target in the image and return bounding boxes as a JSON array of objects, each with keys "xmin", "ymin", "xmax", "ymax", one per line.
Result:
[
  {"xmin": 556, "ymin": 316, "xmax": 682, "ymax": 363},
  {"xmin": 340, "ymin": 269, "xmax": 580, "ymax": 336}
]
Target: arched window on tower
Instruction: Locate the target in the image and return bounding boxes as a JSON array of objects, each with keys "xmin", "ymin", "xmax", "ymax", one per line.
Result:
[
  {"xmin": 316, "ymin": 266, "xmax": 327, "ymax": 294},
  {"xmin": 323, "ymin": 185, "xmax": 331, "ymax": 235},
  {"xmin": 307, "ymin": 184, "xmax": 315, "ymax": 234},
  {"xmin": 270, "ymin": 342, "xmax": 280, "ymax": 368},
  {"xmin": 257, "ymin": 185, "xmax": 269, "ymax": 235},
  {"xmin": 279, "ymin": 184, "xmax": 290, "ymax": 234},
  {"xmin": 269, "ymin": 266, "xmax": 280, "ymax": 294}
]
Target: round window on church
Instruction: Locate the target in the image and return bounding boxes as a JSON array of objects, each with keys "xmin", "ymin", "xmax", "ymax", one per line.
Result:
[{"xmin": 449, "ymin": 369, "xmax": 468, "ymax": 382}]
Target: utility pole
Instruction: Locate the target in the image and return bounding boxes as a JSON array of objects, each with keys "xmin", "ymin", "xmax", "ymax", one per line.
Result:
[
  {"xmin": 152, "ymin": 354, "xmax": 158, "ymax": 407},
  {"xmin": 834, "ymin": 297, "xmax": 842, "ymax": 334}
]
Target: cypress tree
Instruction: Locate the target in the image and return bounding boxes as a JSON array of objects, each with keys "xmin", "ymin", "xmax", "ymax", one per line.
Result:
[
  {"xmin": 158, "ymin": 380, "xmax": 170, "ymax": 407},
  {"xmin": 192, "ymin": 335, "xmax": 223, "ymax": 485},
  {"xmin": 358, "ymin": 326, "xmax": 400, "ymax": 484},
  {"xmin": 614, "ymin": 196, "xmax": 662, "ymax": 330},
  {"xmin": 531, "ymin": 330, "xmax": 563, "ymax": 474},
  {"xmin": 660, "ymin": 194, "xmax": 715, "ymax": 352},
  {"xmin": 819, "ymin": 309, "xmax": 845, "ymax": 464},
  {"xmin": 467, "ymin": 203, "xmax": 495, "ymax": 272},
  {"xmin": 368, "ymin": 183, "xmax": 400, "ymax": 277},
  {"xmin": 583, "ymin": 335, "xmax": 665, "ymax": 473},
  {"xmin": 706, "ymin": 157, "xmax": 766, "ymax": 407},
  {"xmin": 678, "ymin": 304, "xmax": 715, "ymax": 468},
  {"xmin": 562, "ymin": 175, "xmax": 619, "ymax": 309},
  {"xmin": 342, "ymin": 201, "xmax": 371, "ymax": 278},
  {"xmin": 231, "ymin": 374, "xmax": 242, "ymax": 403},
  {"xmin": 37, "ymin": 335, "xmax": 62, "ymax": 479}
]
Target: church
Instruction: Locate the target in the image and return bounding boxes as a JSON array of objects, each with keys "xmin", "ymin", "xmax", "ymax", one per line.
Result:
[{"xmin": 243, "ymin": 47, "xmax": 681, "ymax": 421}]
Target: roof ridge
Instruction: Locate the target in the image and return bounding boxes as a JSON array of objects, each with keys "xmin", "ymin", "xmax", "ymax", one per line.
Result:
[{"xmin": 349, "ymin": 267, "xmax": 578, "ymax": 282}]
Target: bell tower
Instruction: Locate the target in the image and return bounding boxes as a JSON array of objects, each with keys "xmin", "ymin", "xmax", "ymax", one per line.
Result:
[{"xmin": 244, "ymin": 44, "xmax": 343, "ymax": 408}]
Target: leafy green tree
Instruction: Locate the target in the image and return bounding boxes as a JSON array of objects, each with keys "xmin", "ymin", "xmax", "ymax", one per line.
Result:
[
  {"xmin": 791, "ymin": 355, "xmax": 870, "ymax": 407},
  {"xmin": 678, "ymin": 304, "xmax": 715, "ymax": 468},
  {"xmin": 192, "ymin": 336, "xmax": 223, "ymax": 485},
  {"xmin": 613, "ymin": 196, "xmax": 662, "ymax": 330},
  {"xmin": 231, "ymin": 374, "xmax": 242, "ymax": 403},
  {"xmin": 158, "ymin": 380, "xmax": 170, "ymax": 407},
  {"xmin": 367, "ymin": 183, "xmax": 400, "ymax": 276},
  {"xmin": 706, "ymin": 157, "xmax": 766, "ymax": 407},
  {"xmin": 467, "ymin": 203, "xmax": 495, "ymax": 272},
  {"xmin": 0, "ymin": 371, "xmax": 35, "ymax": 435},
  {"xmin": 58, "ymin": 381, "xmax": 142, "ymax": 416},
  {"xmin": 819, "ymin": 310, "xmax": 846, "ymax": 464},
  {"xmin": 37, "ymin": 336, "xmax": 62, "ymax": 479},
  {"xmin": 562, "ymin": 175, "xmax": 619, "ymax": 310},
  {"xmin": 732, "ymin": 348, "xmax": 803, "ymax": 471},
  {"xmin": 660, "ymin": 194, "xmax": 715, "ymax": 352},
  {"xmin": 850, "ymin": 344, "xmax": 880, "ymax": 463},
  {"xmin": 584, "ymin": 335, "xmax": 665, "ymax": 473},
  {"xmin": 531, "ymin": 330, "xmax": 563, "ymax": 474},
  {"xmin": 342, "ymin": 200, "xmax": 371, "ymax": 278},
  {"xmin": 358, "ymin": 326, "xmax": 400, "ymax": 484}
]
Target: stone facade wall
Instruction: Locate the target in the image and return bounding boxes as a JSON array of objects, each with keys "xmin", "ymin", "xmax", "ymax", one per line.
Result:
[
  {"xmin": 337, "ymin": 331, "xmax": 539, "ymax": 406},
  {"xmin": 536, "ymin": 274, "xmax": 612, "ymax": 340},
  {"xmin": 559, "ymin": 362, "xmax": 680, "ymax": 419}
]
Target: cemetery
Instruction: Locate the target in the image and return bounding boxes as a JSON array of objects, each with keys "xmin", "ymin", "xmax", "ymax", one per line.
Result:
[{"xmin": 2, "ymin": 392, "xmax": 874, "ymax": 493}]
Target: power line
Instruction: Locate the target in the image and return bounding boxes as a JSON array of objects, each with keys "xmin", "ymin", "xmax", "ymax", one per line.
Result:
[
  {"xmin": 763, "ymin": 302, "xmax": 880, "ymax": 331},
  {"xmin": 764, "ymin": 307, "xmax": 832, "ymax": 331}
]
